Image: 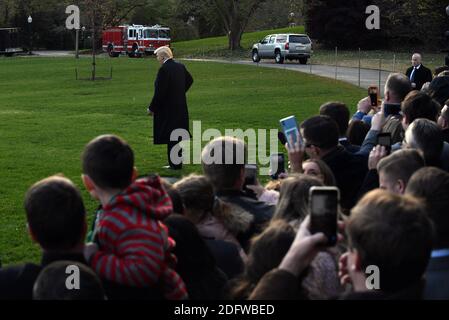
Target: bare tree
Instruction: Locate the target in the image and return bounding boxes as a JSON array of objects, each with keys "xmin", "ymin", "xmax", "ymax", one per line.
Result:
[
  {"xmin": 211, "ymin": 0, "xmax": 267, "ymax": 50},
  {"xmin": 81, "ymin": 0, "xmax": 147, "ymax": 80}
]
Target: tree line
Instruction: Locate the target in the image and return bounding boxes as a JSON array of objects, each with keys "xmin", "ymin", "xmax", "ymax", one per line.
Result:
[
  {"xmin": 0, "ymin": 0, "xmax": 304, "ymax": 50},
  {"xmin": 1, "ymin": 0, "xmax": 446, "ymax": 51},
  {"xmin": 305, "ymin": 0, "xmax": 449, "ymax": 50}
]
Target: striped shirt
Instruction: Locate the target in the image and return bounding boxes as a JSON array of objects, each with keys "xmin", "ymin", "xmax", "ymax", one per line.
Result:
[{"xmin": 90, "ymin": 175, "xmax": 187, "ymax": 300}]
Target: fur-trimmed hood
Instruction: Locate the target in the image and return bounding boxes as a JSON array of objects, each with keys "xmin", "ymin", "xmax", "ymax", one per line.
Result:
[{"xmin": 218, "ymin": 201, "xmax": 254, "ymax": 234}]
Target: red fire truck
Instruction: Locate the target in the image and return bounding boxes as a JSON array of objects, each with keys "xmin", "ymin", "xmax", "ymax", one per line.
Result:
[{"xmin": 102, "ymin": 24, "xmax": 170, "ymax": 57}]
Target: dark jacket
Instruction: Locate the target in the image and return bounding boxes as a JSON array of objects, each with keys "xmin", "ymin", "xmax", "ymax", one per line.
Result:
[
  {"xmin": 321, "ymin": 146, "xmax": 368, "ymax": 211},
  {"xmin": 357, "ymin": 169, "xmax": 379, "ymax": 201},
  {"xmin": 216, "ymin": 190, "xmax": 275, "ymax": 250},
  {"xmin": 148, "ymin": 59, "xmax": 193, "ymax": 144},
  {"xmin": 442, "ymin": 128, "xmax": 449, "ymax": 144},
  {"xmin": 205, "ymin": 239, "xmax": 244, "ymax": 280},
  {"xmin": 406, "ymin": 64, "xmax": 433, "ymax": 90},
  {"xmin": 339, "ymin": 138, "xmax": 360, "ymax": 153},
  {"xmin": 0, "ymin": 252, "xmax": 86, "ymax": 300},
  {"xmin": 424, "ymin": 254, "xmax": 449, "ymax": 300},
  {"xmin": 428, "ymin": 76, "xmax": 449, "ymax": 106}
]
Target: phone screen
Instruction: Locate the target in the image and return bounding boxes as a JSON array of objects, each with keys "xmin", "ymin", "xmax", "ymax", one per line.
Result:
[
  {"xmin": 376, "ymin": 133, "xmax": 392, "ymax": 154},
  {"xmin": 368, "ymin": 86, "xmax": 378, "ymax": 107},
  {"xmin": 280, "ymin": 116, "xmax": 302, "ymax": 148},
  {"xmin": 377, "ymin": 135, "xmax": 391, "ymax": 147},
  {"xmin": 310, "ymin": 187, "xmax": 338, "ymax": 246}
]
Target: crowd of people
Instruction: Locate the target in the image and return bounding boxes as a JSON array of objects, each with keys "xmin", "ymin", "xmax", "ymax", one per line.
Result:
[{"xmin": 0, "ymin": 53, "xmax": 449, "ymax": 300}]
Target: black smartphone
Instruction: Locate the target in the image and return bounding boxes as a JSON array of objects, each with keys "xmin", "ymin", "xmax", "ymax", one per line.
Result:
[
  {"xmin": 270, "ymin": 153, "xmax": 285, "ymax": 179},
  {"xmin": 309, "ymin": 187, "xmax": 339, "ymax": 246},
  {"xmin": 376, "ymin": 132, "xmax": 392, "ymax": 154},
  {"xmin": 244, "ymin": 164, "xmax": 257, "ymax": 186},
  {"xmin": 368, "ymin": 86, "xmax": 379, "ymax": 107},
  {"xmin": 278, "ymin": 131, "xmax": 288, "ymax": 146}
]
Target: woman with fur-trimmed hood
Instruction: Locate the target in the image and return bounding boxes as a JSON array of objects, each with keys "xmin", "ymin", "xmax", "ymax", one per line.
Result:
[{"xmin": 173, "ymin": 174, "xmax": 253, "ymax": 265}]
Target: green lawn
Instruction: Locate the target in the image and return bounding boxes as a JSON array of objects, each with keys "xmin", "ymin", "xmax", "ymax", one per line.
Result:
[{"xmin": 0, "ymin": 55, "xmax": 364, "ymax": 265}]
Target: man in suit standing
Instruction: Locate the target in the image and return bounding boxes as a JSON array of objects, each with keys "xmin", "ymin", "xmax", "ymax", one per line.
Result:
[
  {"xmin": 406, "ymin": 53, "xmax": 433, "ymax": 90},
  {"xmin": 148, "ymin": 46, "xmax": 193, "ymax": 170}
]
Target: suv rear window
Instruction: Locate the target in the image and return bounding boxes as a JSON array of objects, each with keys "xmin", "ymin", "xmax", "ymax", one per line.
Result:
[
  {"xmin": 276, "ymin": 36, "xmax": 287, "ymax": 43},
  {"xmin": 289, "ymin": 35, "xmax": 310, "ymax": 44}
]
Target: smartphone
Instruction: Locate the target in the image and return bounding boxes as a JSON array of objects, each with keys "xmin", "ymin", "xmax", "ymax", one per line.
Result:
[
  {"xmin": 244, "ymin": 164, "xmax": 257, "ymax": 186},
  {"xmin": 278, "ymin": 131, "xmax": 288, "ymax": 146},
  {"xmin": 270, "ymin": 153, "xmax": 285, "ymax": 179},
  {"xmin": 376, "ymin": 132, "xmax": 392, "ymax": 154},
  {"xmin": 368, "ymin": 86, "xmax": 379, "ymax": 107},
  {"xmin": 280, "ymin": 115, "xmax": 302, "ymax": 148},
  {"xmin": 309, "ymin": 187, "xmax": 339, "ymax": 246}
]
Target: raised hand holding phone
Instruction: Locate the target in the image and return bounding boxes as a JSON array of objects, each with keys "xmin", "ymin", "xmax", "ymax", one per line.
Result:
[
  {"xmin": 279, "ymin": 214, "xmax": 345, "ymax": 277},
  {"xmin": 280, "ymin": 116, "xmax": 303, "ymax": 149},
  {"xmin": 285, "ymin": 131, "xmax": 304, "ymax": 174},
  {"xmin": 368, "ymin": 145, "xmax": 388, "ymax": 170}
]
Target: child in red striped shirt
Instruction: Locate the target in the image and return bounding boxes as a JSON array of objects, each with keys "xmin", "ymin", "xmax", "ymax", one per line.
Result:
[{"xmin": 82, "ymin": 134, "xmax": 187, "ymax": 300}]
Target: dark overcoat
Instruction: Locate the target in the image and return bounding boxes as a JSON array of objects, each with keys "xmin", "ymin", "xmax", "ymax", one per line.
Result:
[
  {"xmin": 405, "ymin": 64, "xmax": 433, "ymax": 90},
  {"xmin": 149, "ymin": 59, "xmax": 193, "ymax": 144}
]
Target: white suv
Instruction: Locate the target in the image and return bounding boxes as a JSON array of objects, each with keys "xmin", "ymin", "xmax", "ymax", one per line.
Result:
[{"xmin": 251, "ymin": 33, "xmax": 312, "ymax": 64}]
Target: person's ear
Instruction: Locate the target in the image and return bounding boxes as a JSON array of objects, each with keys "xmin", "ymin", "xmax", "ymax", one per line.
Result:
[
  {"xmin": 352, "ymin": 249, "xmax": 363, "ymax": 273},
  {"xmin": 384, "ymin": 90, "xmax": 390, "ymax": 102},
  {"xmin": 402, "ymin": 115, "xmax": 409, "ymax": 129},
  {"xmin": 132, "ymin": 167, "xmax": 138, "ymax": 181},
  {"xmin": 396, "ymin": 179, "xmax": 406, "ymax": 194},
  {"xmin": 82, "ymin": 174, "xmax": 94, "ymax": 192},
  {"xmin": 27, "ymin": 223, "xmax": 38, "ymax": 244},
  {"xmin": 82, "ymin": 174, "xmax": 99, "ymax": 199}
]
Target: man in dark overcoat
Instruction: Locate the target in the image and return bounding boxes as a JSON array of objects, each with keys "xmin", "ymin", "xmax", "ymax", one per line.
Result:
[{"xmin": 148, "ymin": 46, "xmax": 193, "ymax": 169}]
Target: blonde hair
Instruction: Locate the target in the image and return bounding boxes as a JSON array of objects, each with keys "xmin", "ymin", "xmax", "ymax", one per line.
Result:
[
  {"xmin": 154, "ymin": 46, "xmax": 173, "ymax": 59},
  {"xmin": 272, "ymin": 174, "xmax": 323, "ymax": 225}
]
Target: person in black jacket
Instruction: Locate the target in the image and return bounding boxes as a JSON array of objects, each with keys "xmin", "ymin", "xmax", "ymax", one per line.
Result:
[
  {"xmin": 148, "ymin": 46, "xmax": 193, "ymax": 170},
  {"xmin": 300, "ymin": 116, "xmax": 368, "ymax": 212},
  {"xmin": 164, "ymin": 214, "xmax": 230, "ymax": 300},
  {"xmin": 405, "ymin": 53, "xmax": 433, "ymax": 90},
  {"xmin": 0, "ymin": 175, "xmax": 89, "ymax": 300},
  {"xmin": 201, "ymin": 136, "xmax": 275, "ymax": 250},
  {"xmin": 319, "ymin": 101, "xmax": 360, "ymax": 153}
]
